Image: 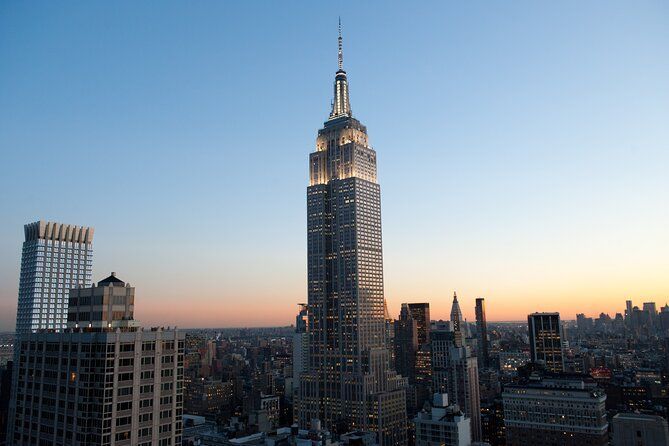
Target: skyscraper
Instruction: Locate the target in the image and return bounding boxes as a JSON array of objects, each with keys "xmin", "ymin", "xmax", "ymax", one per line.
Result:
[
  {"xmin": 15, "ymin": 221, "xmax": 94, "ymax": 334},
  {"xmin": 8, "ymin": 273, "xmax": 185, "ymax": 445},
  {"xmin": 527, "ymin": 312, "xmax": 564, "ymax": 373},
  {"xmin": 475, "ymin": 298, "xmax": 490, "ymax": 369},
  {"xmin": 406, "ymin": 303, "xmax": 432, "ymax": 411},
  {"xmin": 431, "ymin": 314, "xmax": 482, "ymax": 441},
  {"xmin": 394, "ymin": 305, "xmax": 419, "ymax": 414},
  {"xmin": 407, "ymin": 303, "xmax": 431, "ymax": 346},
  {"xmin": 394, "ymin": 304, "xmax": 418, "ymax": 382},
  {"xmin": 431, "ymin": 331, "xmax": 482, "ymax": 442},
  {"xmin": 298, "ymin": 22, "xmax": 407, "ymax": 446},
  {"xmin": 292, "ymin": 304, "xmax": 309, "ymax": 419}
]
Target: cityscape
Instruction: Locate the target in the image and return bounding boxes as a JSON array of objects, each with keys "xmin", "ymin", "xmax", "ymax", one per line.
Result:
[{"xmin": 1, "ymin": 3, "xmax": 668, "ymax": 446}]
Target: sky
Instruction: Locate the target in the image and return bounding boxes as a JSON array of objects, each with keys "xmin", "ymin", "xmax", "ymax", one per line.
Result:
[{"xmin": 0, "ymin": 1, "xmax": 668, "ymax": 331}]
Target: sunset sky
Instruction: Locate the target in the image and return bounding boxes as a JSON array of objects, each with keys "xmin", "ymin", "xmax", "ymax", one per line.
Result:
[{"xmin": 1, "ymin": 1, "xmax": 668, "ymax": 331}]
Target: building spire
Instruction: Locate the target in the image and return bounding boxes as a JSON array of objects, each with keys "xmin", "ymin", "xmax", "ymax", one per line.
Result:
[
  {"xmin": 450, "ymin": 292, "xmax": 463, "ymax": 333},
  {"xmin": 329, "ymin": 18, "xmax": 352, "ymax": 120},
  {"xmin": 338, "ymin": 17, "xmax": 343, "ymax": 71}
]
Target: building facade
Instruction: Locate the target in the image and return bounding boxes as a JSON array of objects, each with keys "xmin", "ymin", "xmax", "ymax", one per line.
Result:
[
  {"xmin": 475, "ymin": 298, "xmax": 490, "ymax": 369},
  {"xmin": 8, "ymin": 273, "xmax": 185, "ymax": 446},
  {"xmin": 298, "ymin": 24, "xmax": 407, "ymax": 446},
  {"xmin": 15, "ymin": 221, "xmax": 94, "ymax": 334},
  {"xmin": 502, "ymin": 376, "xmax": 608, "ymax": 446},
  {"xmin": 528, "ymin": 312, "xmax": 564, "ymax": 373},
  {"xmin": 611, "ymin": 413, "xmax": 669, "ymax": 446},
  {"xmin": 407, "ymin": 303, "xmax": 431, "ymax": 347},
  {"xmin": 431, "ymin": 330, "xmax": 482, "ymax": 442},
  {"xmin": 414, "ymin": 394, "xmax": 470, "ymax": 446}
]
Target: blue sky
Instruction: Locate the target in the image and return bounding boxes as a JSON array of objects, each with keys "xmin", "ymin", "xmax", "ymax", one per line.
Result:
[{"xmin": 1, "ymin": 1, "xmax": 668, "ymax": 330}]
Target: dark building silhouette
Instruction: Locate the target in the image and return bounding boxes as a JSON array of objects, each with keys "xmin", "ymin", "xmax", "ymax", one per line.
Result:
[
  {"xmin": 528, "ymin": 312, "xmax": 564, "ymax": 373},
  {"xmin": 475, "ymin": 298, "xmax": 490, "ymax": 369}
]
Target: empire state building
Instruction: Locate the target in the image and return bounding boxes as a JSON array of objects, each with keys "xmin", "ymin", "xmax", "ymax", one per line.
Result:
[{"xmin": 298, "ymin": 23, "xmax": 408, "ymax": 446}]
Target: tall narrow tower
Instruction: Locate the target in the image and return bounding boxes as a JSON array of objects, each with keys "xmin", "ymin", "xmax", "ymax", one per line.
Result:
[
  {"xmin": 450, "ymin": 292, "xmax": 463, "ymax": 333},
  {"xmin": 298, "ymin": 22, "xmax": 407, "ymax": 446},
  {"xmin": 475, "ymin": 297, "xmax": 490, "ymax": 369}
]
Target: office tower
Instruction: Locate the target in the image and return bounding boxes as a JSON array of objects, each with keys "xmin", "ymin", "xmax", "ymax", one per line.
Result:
[
  {"xmin": 185, "ymin": 378, "xmax": 234, "ymax": 417},
  {"xmin": 8, "ymin": 273, "xmax": 185, "ymax": 446},
  {"xmin": 474, "ymin": 298, "xmax": 490, "ymax": 369},
  {"xmin": 625, "ymin": 299, "xmax": 633, "ymax": 328},
  {"xmin": 576, "ymin": 313, "xmax": 594, "ymax": 336},
  {"xmin": 643, "ymin": 302, "xmax": 658, "ymax": 330},
  {"xmin": 407, "ymin": 303, "xmax": 432, "ymax": 411},
  {"xmin": 612, "ymin": 413, "xmax": 669, "ymax": 446},
  {"xmin": 394, "ymin": 305, "xmax": 419, "ymax": 414},
  {"xmin": 292, "ymin": 304, "xmax": 309, "ymax": 419},
  {"xmin": 414, "ymin": 394, "xmax": 471, "ymax": 446},
  {"xmin": 527, "ymin": 312, "xmax": 564, "ymax": 373},
  {"xmin": 293, "ymin": 304, "xmax": 309, "ymax": 383},
  {"xmin": 414, "ymin": 346, "xmax": 432, "ymax": 410},
  {"xmin": 431, "ymin": 330, "xmax": 482, "ymax": 441},
  {"xmin": 15, "ymin": 220, "xmax": 94, "ymax": 334},
  {"xmin": 407, "ymin": 303, "xmax": 431, "ymax": 346},
  {"xmin": 298, "ymin": 23, "xmax": 407, "ymax": 446},
  {"xmin": 643, "ymin": 302, "xmax": 657, "ymax": 315},
  {"xmin": 660, "ymin": 305, "xmax": 669, "ymax": 335},
  {"xmin": 503, "ymin": 376, "xmax": 608, "ymax": 446},
  {"xmin": 394, "ymin": 304, "xmax": 418, "ymax": 381}
]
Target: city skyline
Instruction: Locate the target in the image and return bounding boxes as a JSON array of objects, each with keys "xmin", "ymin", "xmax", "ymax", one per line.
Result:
[{"xmin": 1, "ymin": 2, "xmax": 668, "ymax": 331}]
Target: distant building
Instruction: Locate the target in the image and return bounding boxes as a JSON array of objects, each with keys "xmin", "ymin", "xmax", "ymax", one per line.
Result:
[
  {"xmin": 8, "ymin": 273, "xmax": 184, "ymax": 446},
  {"xmin": 394, "ymin": 305, "xmax": 419, "ymax": 381},
  {"xmin": 503, "ymin": 375, "xmax": 608, "ymax": 446},
  {"xmin": 414, "ymin": 345, "xmax": 432, "ymax": 412},
  {"xmin": 432, "ymin": 327, "xmax": 481, "ymax": 441},
  {"xmin": 612, "ymin": 413, "xmax": 669, "ymax": 446},
  {"xmin": 450, "ymin": 293, "xmax": 463, "ymax": 335},
  {"xmin": 414, "ymin": 394, "xmax": 471, "ymax": 446},
  {"xmin": 527, "ymin": 313, "xmax": 564, "ymax": 372},
  {"xmin": 185, "ymin": 377, "xmax": 234, "ymax": 417},
  {"xmin": 15, "ymin": 220, "xmax": 94, "ymax": 334},
  {"xmin": 249, "ymin": 394, "xmax": 281, "ymax": 433},
  {"xmin": 291, "ymin": 304, "xmax": 309, "ymax": 413},
  {"xmin": 475, "ymin": 298, "xmax": 490, "ymax": 369},
  {"xmin": 407, "ymin": 303, "xmax": 431, "ymax": 346}
]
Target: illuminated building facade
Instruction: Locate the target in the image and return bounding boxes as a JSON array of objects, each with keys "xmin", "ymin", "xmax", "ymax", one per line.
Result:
[
  {"xmin": 407, "ymin": 303, "xmax": 431, "ymax": 346},
  {"xmin": 298, "ymin": 22, "xmax": 407, "ymax": 446},
  {"xmin": 15, "ymin": 220, "xmax": 94, "ymax": 334},
  {"xmin": 503, "ymin": 376, "xmax": 608, "ymax": 446}
]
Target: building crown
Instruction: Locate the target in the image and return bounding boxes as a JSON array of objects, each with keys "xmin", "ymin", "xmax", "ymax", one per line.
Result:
[{"xmin": 329, "ymin": 18, "xmax": 352, "ymax": 120}]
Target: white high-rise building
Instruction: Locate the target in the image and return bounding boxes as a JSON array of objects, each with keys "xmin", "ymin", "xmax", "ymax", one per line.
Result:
[{"xmin": 15, "ymin": 221, "xmax": 94, "ymax": 334}]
